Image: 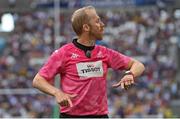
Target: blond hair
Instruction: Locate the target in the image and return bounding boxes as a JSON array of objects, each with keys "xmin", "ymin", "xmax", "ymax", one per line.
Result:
[{"xmin": 71, "ymin": 6, "xmax": 95, "ymax": 36}]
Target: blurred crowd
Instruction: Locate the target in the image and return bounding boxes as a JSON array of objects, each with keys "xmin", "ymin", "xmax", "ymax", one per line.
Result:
[
  {"xmin": 103, "ymin": 8, "xmax": 180, "ymax": 118},
  {"xmin": 0, "ymin": 7, "xmax": 180, "ymax": 118}
]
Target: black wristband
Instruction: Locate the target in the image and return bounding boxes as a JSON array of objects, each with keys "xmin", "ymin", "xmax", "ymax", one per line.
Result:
[{"xmin": 124, "ymin": 71, "xmax": 135, "ymax": 79}]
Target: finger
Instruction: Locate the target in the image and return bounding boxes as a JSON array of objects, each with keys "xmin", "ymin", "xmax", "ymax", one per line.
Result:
[
  {"xmin": 112, "ymin": 82, "xmax": 121, "ymax": 88},
  {"xmin": 126, "ymin": 79, "xmax": 134, "ymax": 85},
  {"xmin": 131, "ymin": 79, "xmax": 134, "ymax": 84},
  {"xmin": 67, "ymin": 98, "xmax": 73, "ymax": 107},
  {"xmin": 57, "ymin": 99, "xmax": 64, "ymax": 105},
  {"xmin": 127, "ymin": 80, "xmax": 132, "ymax": 85},
  {"xmin": 125, "ymin": 81, "xmax": 129, "ymax": 86},
  {"xmin": 121, "ymin": 82, "xmax": 124, "ymax": 89}
]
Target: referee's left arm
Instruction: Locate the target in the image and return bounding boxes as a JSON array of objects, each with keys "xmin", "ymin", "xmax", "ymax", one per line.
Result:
[{"xmin": 112, "ymin": 58, "xmax": 145, "ymax": 89}]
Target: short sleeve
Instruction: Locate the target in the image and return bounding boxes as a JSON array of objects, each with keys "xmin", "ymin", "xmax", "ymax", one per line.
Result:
[
  {"xmin": 38, "ymin": 48, "xmax": 65, "ymax": 82},
  {"xmin": 107, "ymin": 48, "xmax": 131, "ymax": 70}
]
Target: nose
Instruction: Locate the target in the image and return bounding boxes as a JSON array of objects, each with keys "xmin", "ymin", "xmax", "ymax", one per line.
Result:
[{"xmin": 100, "ymin": 20, "xmax": 105, "ymax": 27}]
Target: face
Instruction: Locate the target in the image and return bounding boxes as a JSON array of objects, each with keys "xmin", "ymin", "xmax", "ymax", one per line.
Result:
[{"xmin": 87, "ymin": 9, "xmax": 105, "ymax": 40}]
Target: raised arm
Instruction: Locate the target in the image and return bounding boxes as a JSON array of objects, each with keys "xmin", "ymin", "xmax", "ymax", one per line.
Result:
[
  {"xmin": 112, "ymin": 58, "xmax": 145, "ymax": 89},
  {"xmin": 126, "ymin": 58, "xmax": 145, "ymax": 78}
]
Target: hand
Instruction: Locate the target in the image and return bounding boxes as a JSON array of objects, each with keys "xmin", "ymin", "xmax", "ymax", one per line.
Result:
[
  {"xmin": 112, "ymin": 74, "xmax": 135, "ymax": 90},
  {"xmin": 54, "ymin": 91, "xmax": 77, "ymax": 107}
]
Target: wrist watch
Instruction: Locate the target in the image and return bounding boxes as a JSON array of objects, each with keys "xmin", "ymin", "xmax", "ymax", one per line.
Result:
[{"xmin": 124, "ymin": 71, "xmax": 135, "ymax": 78}]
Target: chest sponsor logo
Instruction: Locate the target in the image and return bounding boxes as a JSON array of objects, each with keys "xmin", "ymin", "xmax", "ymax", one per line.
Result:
[{"xmin": 76, "ymin": 61, "xmax": 103, "ymax": 78}]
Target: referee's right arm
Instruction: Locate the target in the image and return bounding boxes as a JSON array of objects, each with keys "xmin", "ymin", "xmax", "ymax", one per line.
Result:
[
  {"xmin": 33, "ymin": 73, "xmax": 60, "ymax": 96},
  {"xmin": 33, "ymin": 73, "xmax": 76, "ymax": 107}
]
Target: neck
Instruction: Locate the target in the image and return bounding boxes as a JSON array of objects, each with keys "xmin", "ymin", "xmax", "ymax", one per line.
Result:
[{"xmin": 77, "ymin": 35, "xmax": 96, "ymax": 46}]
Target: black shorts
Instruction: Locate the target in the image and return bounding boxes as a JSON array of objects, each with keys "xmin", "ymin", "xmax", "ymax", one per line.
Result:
[{"xmin": 60, "ymin": 113, "xmax": 109, "ymax": 118}]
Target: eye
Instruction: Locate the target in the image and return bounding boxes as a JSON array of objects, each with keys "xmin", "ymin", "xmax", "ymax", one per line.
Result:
[{"xmin": 96, "ymin": 18, "xmax": 101, "ymax": 23}]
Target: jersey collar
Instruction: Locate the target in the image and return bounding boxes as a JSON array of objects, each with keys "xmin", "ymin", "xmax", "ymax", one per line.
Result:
[{"xmin": 72, "ymin": 38, "xmax": 95, "ymax": 52}]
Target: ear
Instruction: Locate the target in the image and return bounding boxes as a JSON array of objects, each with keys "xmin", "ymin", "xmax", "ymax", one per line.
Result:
[{"xmin": 83, "ymin": 24, "xmax": 90, "ymax": 32}]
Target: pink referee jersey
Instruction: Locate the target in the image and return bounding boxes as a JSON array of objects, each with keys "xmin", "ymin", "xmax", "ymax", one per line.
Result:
[{"xmin": 39, "ymin": 40, "xmax": 131, "ymax": 116}]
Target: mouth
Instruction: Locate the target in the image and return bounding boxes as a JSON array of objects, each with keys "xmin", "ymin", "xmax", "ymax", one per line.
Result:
[{"xmin": 100, "ymin": 28, "xmax": 104, "ymax": 33}]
